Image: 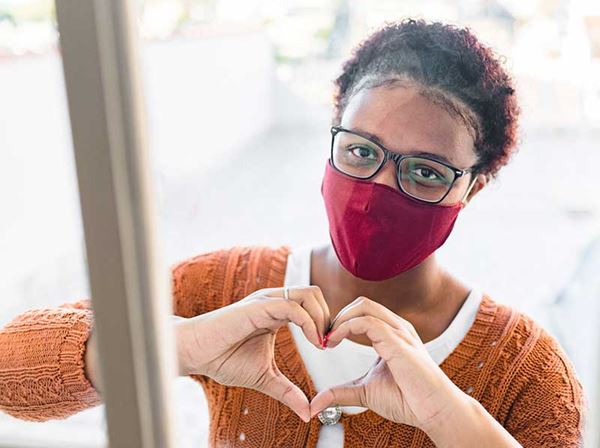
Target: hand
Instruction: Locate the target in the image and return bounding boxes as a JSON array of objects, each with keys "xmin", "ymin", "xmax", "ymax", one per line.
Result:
[
  {"xmin": 175, "ymin": 286, "xmax": 330, "ymax": 422},
  {"xmin": 310, "ymin": 296, "xmax": 466, "ymax": 431}
]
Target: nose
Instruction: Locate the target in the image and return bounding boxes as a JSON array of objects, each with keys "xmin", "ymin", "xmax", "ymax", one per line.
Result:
[{"xmin": 371, "ymin": 159, "xmax": 400, "ymax": 191}]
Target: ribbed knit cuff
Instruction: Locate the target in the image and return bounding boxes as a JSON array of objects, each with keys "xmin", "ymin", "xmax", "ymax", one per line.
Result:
[
  {"xmin": 58, "ymin": 311, "xmax": 102, "ymax": 407},
  {"xmin": 0, "ymin": 304, "xmax": 102, "ymax": 421}
]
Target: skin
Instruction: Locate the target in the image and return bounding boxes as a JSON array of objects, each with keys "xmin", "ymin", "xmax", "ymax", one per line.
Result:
[{"xmin": 85, "ymin": 82, "xmax": 522, "ymax": 446}]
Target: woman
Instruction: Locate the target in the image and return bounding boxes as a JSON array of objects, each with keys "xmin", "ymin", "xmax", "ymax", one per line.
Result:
[{"xmin": 0, "ymin": 19, "xmax": 585, "ymax": 447}]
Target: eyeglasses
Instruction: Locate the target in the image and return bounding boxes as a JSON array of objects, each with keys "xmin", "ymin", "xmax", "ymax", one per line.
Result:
[{"xmin": 330, "ymin": 125, "xmax": 475, "ymax": 204}]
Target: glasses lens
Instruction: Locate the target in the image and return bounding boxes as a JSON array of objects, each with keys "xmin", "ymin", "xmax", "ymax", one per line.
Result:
[
  {"xmin": 332, "ymin": 130, "xmax": 384, "ymax": 178},
  {"xmin": 399, "ymin": 157, "xmax": 456, "ymax": 203}
]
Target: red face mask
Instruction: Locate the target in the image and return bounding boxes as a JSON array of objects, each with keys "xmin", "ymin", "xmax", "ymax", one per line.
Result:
[{"xmin": 321, "ymin": 160, "xmax": 464, "ymax": 281}]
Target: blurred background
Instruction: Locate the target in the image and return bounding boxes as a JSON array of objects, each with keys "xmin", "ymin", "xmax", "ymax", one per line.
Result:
[{"xmin": 0, "ymin": 0, "xmax": 599, "ymax": 446}]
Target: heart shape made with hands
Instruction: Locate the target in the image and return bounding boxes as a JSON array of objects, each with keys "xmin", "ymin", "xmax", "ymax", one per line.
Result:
[
  {"xmin": 271, "ymin": 285, "xmax": 430, "ymax": 427},
  {"xmin": 182, "ymin": 283, "xmax": 446, "ymax": 428},
  {"xmin": 270, "ymin": 286, "xmax": 438, "ymax": 426}
]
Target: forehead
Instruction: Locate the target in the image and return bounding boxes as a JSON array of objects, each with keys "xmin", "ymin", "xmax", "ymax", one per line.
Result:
[{"xmin": 340, "ymin": 83, "xmax": 476, "ymax": 167}]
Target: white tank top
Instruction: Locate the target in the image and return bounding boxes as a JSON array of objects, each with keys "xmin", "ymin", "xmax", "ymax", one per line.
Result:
[{"xmin": 283, "ymin": 245, "xmax": 482, "ymax": 448}]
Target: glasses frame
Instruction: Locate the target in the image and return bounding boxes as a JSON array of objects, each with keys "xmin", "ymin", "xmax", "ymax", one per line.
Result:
[{"xmin": 330, "ymin": 125, "xmax": 475, "ymax": 205}]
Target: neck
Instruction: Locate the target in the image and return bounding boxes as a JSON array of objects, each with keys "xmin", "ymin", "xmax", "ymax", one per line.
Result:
[{"xmin": 312, "ymin": 243, "xmax": 469, "ymax": 342}]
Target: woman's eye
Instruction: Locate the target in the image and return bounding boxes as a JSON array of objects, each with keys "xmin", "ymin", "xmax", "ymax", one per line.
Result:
[
  {"xmin": 412, "ymin": 167, "xmax": 441, "ymax": 181},
  {"xmin": 349, "ymin": 145, "xmax": 377, "ymax": 159}
]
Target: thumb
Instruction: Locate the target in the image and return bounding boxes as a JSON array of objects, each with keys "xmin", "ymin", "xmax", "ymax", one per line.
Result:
[
  {"xmin": 309, "ymin": 379, "xmax": 367, "ymax": 418},
  {"xmin": 256, "ymin": 370, "xmax": 311, "ymax": 423}
]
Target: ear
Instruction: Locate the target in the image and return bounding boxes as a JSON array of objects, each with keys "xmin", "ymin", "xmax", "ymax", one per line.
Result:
[{"xmin": 461, "ymin": 173, "xmax": 487, "ymax": 206}]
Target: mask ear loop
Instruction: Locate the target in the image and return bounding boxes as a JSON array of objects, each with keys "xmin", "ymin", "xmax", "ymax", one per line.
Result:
[{"xmin": 460, "ymin": 174, "xmax": 480, "ymax": 206}]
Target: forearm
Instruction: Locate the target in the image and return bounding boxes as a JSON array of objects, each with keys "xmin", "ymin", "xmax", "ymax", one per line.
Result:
[
  {"xmin": 84, "ymin": 316, "xmax": 193, "ymax": 387},
  {"xmin": 423, "ymin": 393, "xmax": 521, "ymax": 448}
]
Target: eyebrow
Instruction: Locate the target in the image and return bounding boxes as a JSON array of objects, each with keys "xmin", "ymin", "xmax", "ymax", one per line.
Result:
[{"xmin": 352, "ymin": 127, "xmax": 455, "ymax": 166}]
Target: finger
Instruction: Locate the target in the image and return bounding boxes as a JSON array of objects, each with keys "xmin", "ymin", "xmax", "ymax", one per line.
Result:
[
  {"xmin": 307, "ymin": 285, "xmax": 331, "ymax": 338},
  {"xmin": 328, "ymin": 297, "xmax": 375, "ymax": 333},
  {"xmin": 390, "ymin": 312, "xmax": 421, "ymax": 342},
  {"xmin": 326, "ymin": 316, "xmax": 401, "ymax": 361},
  {"xmin": 309, "ymin": 378, "xmax": 367, "ymax": 418},
  {"xmin": 329, "ymin": 296, "xmax": 402, "ymax": 335},
  {"xmin": 288, "ymin": 286, "xmax": 327, "ymax": 342},
  {"xmin": 262, "ymin": 299, "xmax": 322, "ymax": 349},
  {"xmin": 265, "ymin": 286, "xmax": 328, "ymax": 343},
  {"xmin": 257, "ymin": 370, "xmax": 311, "ymax": 423},
  {"xmin": 328, "ymin": 298, "xmax": 359, "ymax": 330}
]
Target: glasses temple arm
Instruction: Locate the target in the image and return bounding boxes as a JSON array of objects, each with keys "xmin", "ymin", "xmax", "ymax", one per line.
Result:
[{"xmin": 460, "ymin": 174, "xmax": 480, "ymax": 204}]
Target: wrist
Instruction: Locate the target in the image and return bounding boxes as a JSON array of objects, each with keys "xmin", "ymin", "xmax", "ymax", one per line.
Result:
[
  {"xmin": 84, "ymin": 329, "xmax": 102, "ymax": 393},
  {"xmin": 173, "ymin": 316, "xmax": 197, "ymax": 376},
  {"xmin": 419, "ymin": 386, "xmax": 478, "ymax": 442},
  {"xmin": 423, "ymin": 391, "xmax": 521, "ymax": 448}
]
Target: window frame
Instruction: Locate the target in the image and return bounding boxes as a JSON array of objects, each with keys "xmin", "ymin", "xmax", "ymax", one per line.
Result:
[{"xmin": 55, "ymin": 1, "xmax": 177, "ymax": 447}]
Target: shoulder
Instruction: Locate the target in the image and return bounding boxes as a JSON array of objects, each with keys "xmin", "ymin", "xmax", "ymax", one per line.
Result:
[
  {"xmin": 170, "ymin": 245, "xmax": 291, "ymax": 318},
  {"xmin": 486, "ymin": 297, "xmax": 580, "ymax": 384},
  {"xmin": 479, "ymin": 296, "xmax": 586, "ymax": 445}
]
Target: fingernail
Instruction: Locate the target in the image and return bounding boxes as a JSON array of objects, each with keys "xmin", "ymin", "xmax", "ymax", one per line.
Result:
[{"xmin": 324, "ymin": 330, "xmax": 336, "ymax": 348}]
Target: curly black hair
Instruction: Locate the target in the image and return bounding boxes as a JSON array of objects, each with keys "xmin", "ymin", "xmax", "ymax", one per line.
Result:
[{"xmin": 332, "ymin": 18, "xmax": 520, "ymax": 178}]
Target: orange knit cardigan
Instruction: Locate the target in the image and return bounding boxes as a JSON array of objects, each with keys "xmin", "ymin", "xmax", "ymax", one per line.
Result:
[{"xmin": 0, "ymin": 246, "xmax": 586, "ymax": 447}]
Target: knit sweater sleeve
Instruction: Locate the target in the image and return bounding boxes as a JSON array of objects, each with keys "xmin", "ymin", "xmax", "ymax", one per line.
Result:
[
  {"xmin": 504, "ymin": 329, "xmax": 586, "ymax": 447},
  {"xmin": 0, "ymin": 299, "xmax": 101, "ymax": 421},
  {"xmin": 0, "ymin": 249, "xmax": 229, "ymax": 422}
]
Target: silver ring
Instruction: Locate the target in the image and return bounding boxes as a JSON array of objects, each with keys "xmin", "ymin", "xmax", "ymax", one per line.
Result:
[
  {"xmin": 318, "ymin": 405, "xmax": 342, "ymax": 425},
  {"xmin": 284, "ymin": 286, "xmax": 290, "ymax": 300}
]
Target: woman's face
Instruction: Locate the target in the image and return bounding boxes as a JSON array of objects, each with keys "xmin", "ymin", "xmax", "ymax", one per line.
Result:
[{"xmin": 339, "ymin": 82, "xmax": 484, "ymax": 205}]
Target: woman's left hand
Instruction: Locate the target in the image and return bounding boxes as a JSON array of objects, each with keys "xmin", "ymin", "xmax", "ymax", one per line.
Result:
[{"xmin": 309, "ymin": 296, "xmax": 468, "ymax": 432}]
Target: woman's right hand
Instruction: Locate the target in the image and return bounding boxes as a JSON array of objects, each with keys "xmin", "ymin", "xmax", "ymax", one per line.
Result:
[{"xmin": 174, "ymin": 286, "xmax": 330, "ymax": 422}]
